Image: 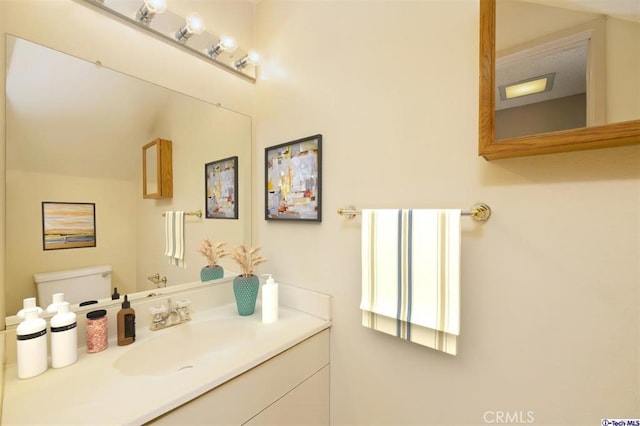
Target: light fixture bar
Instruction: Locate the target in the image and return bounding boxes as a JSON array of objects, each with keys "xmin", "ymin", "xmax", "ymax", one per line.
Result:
[{"xmin": 80, "ymin": 0, "xmax": 257, "ymax": 83}]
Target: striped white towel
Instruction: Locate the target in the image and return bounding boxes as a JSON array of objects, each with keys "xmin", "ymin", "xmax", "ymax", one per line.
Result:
[
  {"xmin": 164, "ymin": 211, "xmax": 185, "ymax": 268},
  {"xmin": 360, "ymin": 209, "xmax": 461, "ymax": 355}
]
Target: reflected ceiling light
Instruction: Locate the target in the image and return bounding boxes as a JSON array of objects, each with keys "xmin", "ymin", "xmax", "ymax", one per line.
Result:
[
  {"xmin": 136, "ymin": 0, "xmax": 167, "ymax": 24},
  {"xmin": 235, "ymin": 50, "xmax": 260, "ymax": 70},
  {"xmin": 500, "ymin": 73, "xmax": 556, "ymax": 100},
  {"xmin": 207, "ymin": 35, "xmax": 238, "ymax": 59},
  {"xmin": 175, "ymin": 14, "xmax": 206, "ymax": 43}
]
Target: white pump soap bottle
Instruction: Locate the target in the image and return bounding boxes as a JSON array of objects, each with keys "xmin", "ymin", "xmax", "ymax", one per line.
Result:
[
  {"xmin": 262, "ymin": 274, "xmax": 279, "ymax": 324},
  {"xmin": 46, "ymin": 293, "xmax": 66, "ymax": 314}
]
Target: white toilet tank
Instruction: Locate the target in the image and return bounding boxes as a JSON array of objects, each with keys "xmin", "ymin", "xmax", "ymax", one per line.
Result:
[{"xmin": 34, "ymin": 265, "xmax": 112, "ymax": 306}]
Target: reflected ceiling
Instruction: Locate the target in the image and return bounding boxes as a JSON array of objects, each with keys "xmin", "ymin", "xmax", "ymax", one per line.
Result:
[
  {"xmin": 526, "ymin": 0, "xmax": 640, "ymax": 22},
  {"xmin": 6, "ymin": 38, "xmax": 170, "ymax": 180}
]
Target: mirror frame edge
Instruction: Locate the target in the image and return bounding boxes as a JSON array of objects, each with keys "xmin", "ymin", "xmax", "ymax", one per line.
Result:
[{"xmin": 478, "ymin": 0, "xmax": 640, "ymax": 161}]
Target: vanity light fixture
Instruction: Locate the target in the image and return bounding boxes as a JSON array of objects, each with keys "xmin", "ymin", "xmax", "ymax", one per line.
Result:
[
  {"xmin": 81, "ymin": 0, "xmax": 258, "ymax": 82},
  {"xmin": 499, "ymin": 73, "xmax": 556, "ymax": 100},
  {"xmin": 235, "ymin": 51, "xmax": 260, "ymax": 70},
  {"xmin": 136, "ymin": 0, "xmax": 167, "ymax": 24},
  {"xmin": 207, "ymin": 35, "xmax": 237, "ymax": 59},
  {"xmin": 174, "ymin": 14, "xmax": 206, "ymax": 43}
]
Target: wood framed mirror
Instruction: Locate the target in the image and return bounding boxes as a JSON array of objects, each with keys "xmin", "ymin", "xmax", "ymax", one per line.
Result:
[{"xmin": 479, "ymin": 0, "xmax": 640, "ymax": 160}]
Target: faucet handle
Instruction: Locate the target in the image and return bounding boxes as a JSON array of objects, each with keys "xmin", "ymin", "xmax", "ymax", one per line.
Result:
[
  {"xmin": 175, "ymin": 299, "xmax": 191, "ymax": 322},
  {"xmin": 149, "ymin": 305, "xmax": 168, "ymax": 315},
  {"xmin": 175, "ymin": 299, "xmax": 191, "ymax": 309}
]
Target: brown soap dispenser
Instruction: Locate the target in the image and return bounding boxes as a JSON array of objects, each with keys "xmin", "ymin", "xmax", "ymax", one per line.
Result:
[{"xmin": 117, "ymin": 295, "xmax": 135, "ymax": 346}]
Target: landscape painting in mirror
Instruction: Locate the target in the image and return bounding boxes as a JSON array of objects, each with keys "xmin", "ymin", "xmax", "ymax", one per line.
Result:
[{"xmin": 42, "ymin": 202, "xmax": 96, "ymax": 250}]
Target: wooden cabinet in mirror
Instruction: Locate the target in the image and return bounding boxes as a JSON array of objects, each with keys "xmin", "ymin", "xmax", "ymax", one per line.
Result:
[{"xmin": 143, "ymin": 138, "xmax": 173, "ymax": 199}]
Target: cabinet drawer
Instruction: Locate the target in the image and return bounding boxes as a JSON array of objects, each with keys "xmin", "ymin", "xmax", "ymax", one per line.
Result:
[{"xmin": 245, "ymin": 365, "xmax": 329, "ymax": 425}]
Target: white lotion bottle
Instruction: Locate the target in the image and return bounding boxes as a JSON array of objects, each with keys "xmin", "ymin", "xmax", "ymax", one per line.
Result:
[
  {"xmin": 46, "ymin": 292, "xmax": 65, "ymax": 314},
  {"xmin": 50, "ymin": 302, "xmax": 78, "ymax": 368},
  {"xmin": 16, "ymin": 307, "xmax": 48, "ymax": 379},
  {"xmin": 262, "ymin": 274, "xmax": 279, "ymax": 324},
  {"xmin": 17, "ymin": 297, "xmax": 43, "ymax": 319}
]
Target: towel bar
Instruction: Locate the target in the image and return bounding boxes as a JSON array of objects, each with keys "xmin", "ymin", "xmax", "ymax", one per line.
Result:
[
  {"xmin": 161, "ymin": 210, "xmax": 203, "ymax": 218},
  {"xmin": 337, "ymin": 203, "xmax": 492, "ymax": 222}
]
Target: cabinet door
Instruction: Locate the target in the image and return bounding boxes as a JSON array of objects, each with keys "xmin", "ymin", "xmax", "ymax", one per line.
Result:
[
  {"xmin": 149, "ymin": 330, "xmax": 329, "ymax": 425},
  {"xmin": 244, "ymin": 365, "xmax": 330, "ymax": 426},
  {"xmin": 143, "ymin": 138, "xmax": 172, "ymax": 199}
]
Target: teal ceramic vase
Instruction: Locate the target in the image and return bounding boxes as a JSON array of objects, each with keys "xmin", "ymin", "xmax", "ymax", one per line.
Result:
[
  {"xmin": 233, "ymin": 275, "xmax": 260, "ymax": 316},
  {"xmin": 200, "ymin": 265, "xmax": 224, "ymax": 282}
]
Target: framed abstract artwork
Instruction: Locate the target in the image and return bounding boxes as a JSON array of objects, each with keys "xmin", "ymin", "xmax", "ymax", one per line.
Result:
[
  {"xmin": 42, "ymin": 202, "xmax": 96, "ymax": 250},
  {"xmin": 265, "ymin": 134, "xmax": 322, "ymax": 222},
  {"xmin": 205, "ymin": 156, "xmax": 238, "ymax": 219}
]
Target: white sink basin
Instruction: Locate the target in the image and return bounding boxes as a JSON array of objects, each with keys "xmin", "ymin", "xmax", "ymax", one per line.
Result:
[{"xmin": 114, "ymin": 319, "xmax": 256, "ymax": 376}]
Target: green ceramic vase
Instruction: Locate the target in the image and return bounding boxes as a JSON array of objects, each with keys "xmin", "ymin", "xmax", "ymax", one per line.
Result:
[
  {"xmin": 233, "ymin": 275, "xmax": 260, "ymax": 316},
  {"xmin": 200, "ymin": 265, "xmax": 224, "ymax": 282}
]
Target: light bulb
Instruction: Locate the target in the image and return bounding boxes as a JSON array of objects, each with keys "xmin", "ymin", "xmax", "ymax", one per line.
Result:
[
  {"xmin": 235, "ymin": 50, "xmax": 260, "ymax": 69},
  {"xmin": 186, "ymin": 14, "xmax": 205, "ymax": 34},
  {"xmin": 136, "ymin": 0, "xmax": 167, "ymax": 23},
  {"xmin": 247, "ymin": 50, "xmax": 260, "ymax": 64},
  {"xmin": 207, "ymin": 35, "xmax": 238, "ymax": 58},
  {"xmin": 145, "ymin": 0, "xmax": 167, "ymax": 13},
  {"xmin": 175, "ymin": 14, "xmax": 206, "ymax": 42},
  {"xmin": 220, "ymin": 35, "xmax": 237, "ymax": 52}
]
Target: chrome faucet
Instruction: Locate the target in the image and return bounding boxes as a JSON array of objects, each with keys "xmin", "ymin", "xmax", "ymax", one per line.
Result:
[
  {"xmin": 147, "ymin": 273, "xmax": 167, "ymax": 287},
  {"xmin": 149, "ymin": 298, "xmax": 191, "ymax": 331}
]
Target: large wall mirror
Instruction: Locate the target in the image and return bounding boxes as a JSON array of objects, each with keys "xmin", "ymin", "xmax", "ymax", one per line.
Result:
[
  {"xmin": 479, "ymin": 0, "xmax": 640, "ymax": 160},
  {"xmin": 5, "ymin": 36, "xmax": 252, "ymax": 316}
]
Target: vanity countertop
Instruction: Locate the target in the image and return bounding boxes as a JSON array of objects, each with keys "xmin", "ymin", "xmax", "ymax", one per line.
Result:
[{"xmin": 2, "ymin": 302, "xmax": 330, "ymax": 425}]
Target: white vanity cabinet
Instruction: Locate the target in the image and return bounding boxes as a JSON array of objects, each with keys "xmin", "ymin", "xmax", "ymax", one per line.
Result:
[
  {"xmin": 149, "ymin": 329, "xmax": 330, "ymax": 425},
  {"xmin": 3, "ymin": 283, "xmax": 332, "ymax": 425}
]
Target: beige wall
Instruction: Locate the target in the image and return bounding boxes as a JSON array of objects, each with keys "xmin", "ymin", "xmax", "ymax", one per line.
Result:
[
  {"xmin": 254, "ymin": 1, "xmax": 639, "ymax": 424},
  {"xmin": 137, "ymin": 93, "xmax": 252, "ymax": 288},
  {"xmin": 5, "ymin": 171, "xmax": 137, "ymax": 314},
  {"xmin": 607, "ymin": 16, "xmax": 640, "ymax": 123},
  {"xmin": 496, "ymin": 93, "xmax": 586, "ymax": 139}
]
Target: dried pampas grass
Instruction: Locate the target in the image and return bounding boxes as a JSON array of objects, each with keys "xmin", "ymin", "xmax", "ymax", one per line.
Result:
[
  {"xmin": 197, "ymin": 238, "xmax": 229, "ymax": 267},
  {"xmin": 231, "ymin": 244, "xmax": 267, "ymax": 277}
]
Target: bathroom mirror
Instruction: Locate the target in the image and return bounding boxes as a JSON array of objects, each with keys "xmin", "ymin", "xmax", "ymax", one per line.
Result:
[
  {"xmin": 479, "ymin": 0, "xmax": 640, "ymax": 160},
  {"xmin": 5, "ymin": 36, "xmax": 252, "ymax": 316}
]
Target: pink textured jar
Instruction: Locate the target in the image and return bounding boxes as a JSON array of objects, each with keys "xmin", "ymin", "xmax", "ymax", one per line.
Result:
[{"xmin": 86, "ymin": 310, "xmax": 108, "ymax": 353}]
